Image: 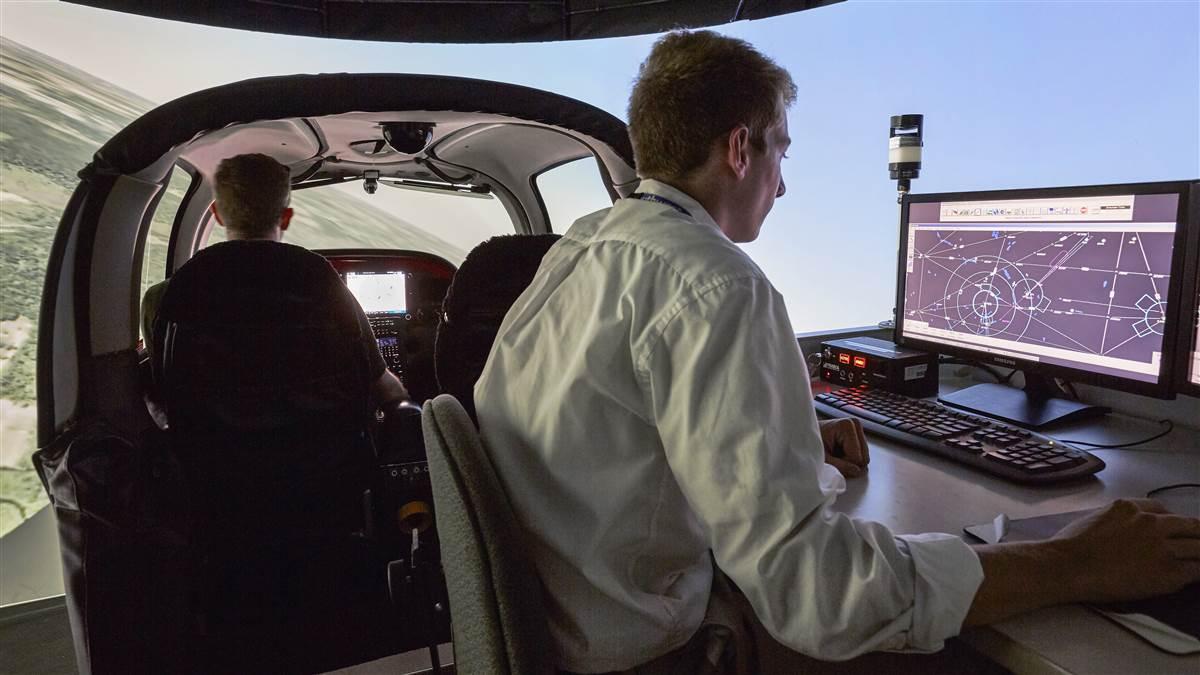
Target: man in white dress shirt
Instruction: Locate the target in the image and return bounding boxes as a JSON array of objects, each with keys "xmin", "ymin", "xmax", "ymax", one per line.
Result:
[{"xmin": 475, "ymin": 30, "xmax": 1200, "ymax": 675}]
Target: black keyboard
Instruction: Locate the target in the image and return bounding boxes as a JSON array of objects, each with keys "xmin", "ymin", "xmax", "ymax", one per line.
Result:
[{"xmin": 813, "ymin": 386, "xmax": 1104, "ymax": 484}]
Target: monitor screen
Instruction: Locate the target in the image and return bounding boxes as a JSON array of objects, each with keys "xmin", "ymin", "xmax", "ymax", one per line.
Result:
[
  {"xmin": 900, "ymin": 189, "xmax": 1183, "ymax": 386},
  {"xmin": 345, "ymin": 270, "xmax": 407, "ymax": 314},
  {"xmin": 1190, "ymin": 300, "xmax": 1200, "ymax": 388}
]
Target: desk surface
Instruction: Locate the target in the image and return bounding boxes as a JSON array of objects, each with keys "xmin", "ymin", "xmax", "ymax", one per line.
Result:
[{"xmin": 831, "ymin": 408, "xmax": 1200, "ymax": 675}]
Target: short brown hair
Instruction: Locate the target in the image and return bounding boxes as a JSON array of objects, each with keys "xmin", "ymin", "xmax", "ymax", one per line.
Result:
[
  {"xmin": 213, "ymin": 153, "xmax": 291, "ymax": 237},
  {"xmin": 628, "ymin": 30, "xmax": 797, "ymax": 180}
]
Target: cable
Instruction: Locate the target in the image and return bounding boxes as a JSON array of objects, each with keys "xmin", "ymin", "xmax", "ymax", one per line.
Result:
[
  {"xmin": 1056, "ymin": 419, "xmax": 1174, "ymax": 448},
  {"xmin": 417, "ymin": 151, "xmax": 475, "ymax": 183},
  {"xmin": 1053, "ymin": 378, "xmax": 1080, "ymax": 401},
  {"xmin": 1146, "ymin": 483, "xmax": 1200, "ymax": 498},
  {"xmin": 805, "ymin": 352, "xmax": 823, "ymax": 378}
]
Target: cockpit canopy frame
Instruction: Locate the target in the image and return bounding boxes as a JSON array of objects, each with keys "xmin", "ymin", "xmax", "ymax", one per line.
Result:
[{"xmin": 39, "ymin": 72, "xmax": 637, "ymax": 446}]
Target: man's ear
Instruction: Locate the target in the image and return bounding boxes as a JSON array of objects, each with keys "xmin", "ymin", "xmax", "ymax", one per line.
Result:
[
  {"xmin": 209, "ymin": 202, "xmax": 225, "ymax": 227},
  {"xmin": 725, "ymin": 125, "xmax": 751, "ymax": 180},
  {"xmin": 279, "ymin": 207, "xmax": 294, "ymax": 232}
]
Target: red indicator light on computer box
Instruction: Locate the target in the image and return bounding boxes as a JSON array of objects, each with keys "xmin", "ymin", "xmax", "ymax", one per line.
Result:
[{"xmin": 819, "ymin": 337, "xmax": 938, "ymax": 397}]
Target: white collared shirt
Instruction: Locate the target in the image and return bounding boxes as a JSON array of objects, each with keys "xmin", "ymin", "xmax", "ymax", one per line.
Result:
[{"xmin": 475, "ymin": 180, "xmax": 983, "ymax": 673}]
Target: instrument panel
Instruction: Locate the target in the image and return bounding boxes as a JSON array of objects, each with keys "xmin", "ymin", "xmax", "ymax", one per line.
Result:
[{"xmin": 321, "ymin": 249, "xmax": 456, "ymax": 404}]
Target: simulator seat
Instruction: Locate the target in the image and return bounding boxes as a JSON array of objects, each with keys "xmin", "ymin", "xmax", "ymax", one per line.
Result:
[
  {"xmin": 423, "ymin": 393, "xmax": 554, "ymax": 675},
  {"xmin": 152, "ymin": 243, "xmax": 402, "ymax": 673},
  {"xmin": 435, "ymin": 233, "xmax": 562, "ymax": 424},
  {"xmin": 420, "ymin": 235, "xmax": 560, "ymax": 671}
]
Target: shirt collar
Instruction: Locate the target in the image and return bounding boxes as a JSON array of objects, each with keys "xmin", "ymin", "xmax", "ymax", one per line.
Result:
[{"xmin": 634, "ymin": 179, "xmax": 721, "ymax": 233}]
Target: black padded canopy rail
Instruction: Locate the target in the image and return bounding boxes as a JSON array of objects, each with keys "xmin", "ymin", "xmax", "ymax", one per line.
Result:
[
  {"xmin": 90, "ymin": 72, "xmax": 633, "ymax": 177},
  {"xmin": 67, "ymin": 0, "xmax": 844, "ymax": 43}
]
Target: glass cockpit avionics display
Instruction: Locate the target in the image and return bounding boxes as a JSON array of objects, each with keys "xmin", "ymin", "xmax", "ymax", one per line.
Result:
[
  {"xmin": 896, "ymin": 183, "xmax": 1192, "ymax": 425},
  {"xmin": 345, "ymin": 270, "xmax": 407, "ymax": 314}
]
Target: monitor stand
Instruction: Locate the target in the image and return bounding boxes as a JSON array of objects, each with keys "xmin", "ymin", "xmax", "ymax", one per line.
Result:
[{"xmin": 937, "ymin": 374, "xmax": 1110, "ymax": 430}]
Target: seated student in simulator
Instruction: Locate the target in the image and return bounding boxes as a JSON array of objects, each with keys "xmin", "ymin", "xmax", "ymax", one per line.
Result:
[
  {"xmin": 142, "ymin": 152, "xmax": 408, "ymax": 407},
  {"xmin": 474, "ymin": 31, "xmax": 1200, "ymax": 674}
]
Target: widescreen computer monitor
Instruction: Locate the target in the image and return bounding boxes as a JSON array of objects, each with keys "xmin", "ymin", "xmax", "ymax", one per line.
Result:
[
  {"xmin": 1186, "ymin": 303, "xmax": 1200, "ymax": 396},
  {"xmin": 1174, "ymin": 183, "xmax": 1200, "ymax": 398},
  {"xmin": 345, "ymin": 270, "xmax": 407, "ymax": 314},
  {"xmin": 896, "ymin": 181, "xmax": 1193, "ymax": 428}
]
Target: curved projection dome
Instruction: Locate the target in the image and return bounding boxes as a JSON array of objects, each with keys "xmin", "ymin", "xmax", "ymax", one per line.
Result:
[{"xmin": 65, "ymin": 0, "xmax": 843, "ymax": 43}]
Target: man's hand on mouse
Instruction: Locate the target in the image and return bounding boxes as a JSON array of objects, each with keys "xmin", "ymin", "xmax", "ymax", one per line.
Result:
[{"xmin": 819, "ymin": 418, "xmax": 870, "ymax": 478}]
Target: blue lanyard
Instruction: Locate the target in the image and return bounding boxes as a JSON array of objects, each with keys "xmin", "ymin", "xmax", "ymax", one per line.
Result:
[{"xmin": 630, "ymin": 192, "xmax": 691, "ymax": 217}]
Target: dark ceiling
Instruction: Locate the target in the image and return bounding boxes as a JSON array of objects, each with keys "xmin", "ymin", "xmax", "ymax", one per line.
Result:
[{"xmin": 66, "ymin": 0, "xmax": 844, "ymax": 43}]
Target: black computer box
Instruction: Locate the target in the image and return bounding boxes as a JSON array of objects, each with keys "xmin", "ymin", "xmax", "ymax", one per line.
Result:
[{"xmin": 819, "ymin": 336, "xmax": 938, "ymax": 397}]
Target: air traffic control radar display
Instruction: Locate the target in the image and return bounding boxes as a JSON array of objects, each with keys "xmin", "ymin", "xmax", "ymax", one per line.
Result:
[{"xmin": 902, "ymin": 192, "xmax": 1181, "ymax": 384}]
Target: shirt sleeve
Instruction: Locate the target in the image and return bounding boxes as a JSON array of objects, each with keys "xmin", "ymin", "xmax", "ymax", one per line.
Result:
[{"xmin": 640, "ymin": 276, "xmax": 983, "ymax": 660}]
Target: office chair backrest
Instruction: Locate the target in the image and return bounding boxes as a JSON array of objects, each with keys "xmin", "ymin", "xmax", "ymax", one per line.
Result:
[
  {"xmin": 435, "ymin": 234, "xmax": 561, "ymax": 423},
  {"xmin": 423, "ymin": 394, "xmax": 554, "ymax": 675}
]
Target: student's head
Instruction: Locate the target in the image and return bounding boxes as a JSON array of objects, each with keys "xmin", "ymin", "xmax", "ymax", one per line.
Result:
[
  {"xmin": 210, "ymin": 153, "xmax": 293, "ymax": 240},
  {"xmin": 628, "ymin": 30, "xmax": 796, "ymax": 242}
]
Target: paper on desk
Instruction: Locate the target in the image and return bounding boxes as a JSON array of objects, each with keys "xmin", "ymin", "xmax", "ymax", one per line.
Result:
[
  {"xmin": 963, "ymin": 510, "xmax": 1200, "ymax": 654},
  {"xmin": 1094, "ymin": 610, "xmax": 1200, "ymax": 655},
  {"xmin": 964, "ymin": 513, "xmax": 1010, "ymax": 544}
]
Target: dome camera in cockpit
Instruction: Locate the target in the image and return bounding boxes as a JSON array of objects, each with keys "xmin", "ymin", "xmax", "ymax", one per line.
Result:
[{"xmin": 382, "ymin": 121, "xmax": 436, "ymax": 155}]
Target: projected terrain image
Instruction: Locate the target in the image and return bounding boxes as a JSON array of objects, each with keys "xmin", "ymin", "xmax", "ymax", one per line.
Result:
[
  {"xmin": 904, "ymin": 228, "xmax": 1174, "ymax": 365},
  {"xmin": 0, "ymin": 37, "xmax": 465, "ymax": 537}
]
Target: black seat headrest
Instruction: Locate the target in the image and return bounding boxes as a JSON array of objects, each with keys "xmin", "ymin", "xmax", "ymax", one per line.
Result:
[{"xmin": 435, "ymin": 234, "xmax": 562, "ymax": 423}]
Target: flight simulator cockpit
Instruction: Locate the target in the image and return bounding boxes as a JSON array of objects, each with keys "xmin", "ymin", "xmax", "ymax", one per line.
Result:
[{"xmin": 333, "ymin": 252, "xmax": 455, "ymax": 403}]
